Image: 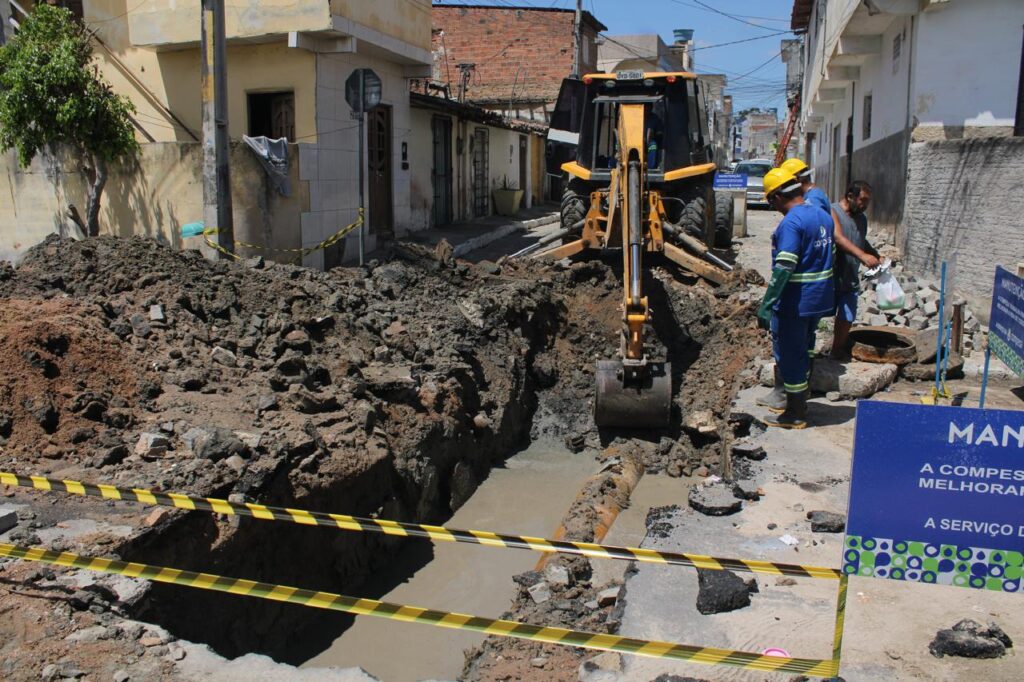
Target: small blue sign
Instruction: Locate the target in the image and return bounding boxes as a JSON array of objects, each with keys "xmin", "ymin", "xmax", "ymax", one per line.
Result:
[
  {"xmin": 713, "ymin": 173, "xmax": 748, "ymax": 190},
  {"xmin": 989, "ymin": 266, "xmax": 1024, "ymax": 377},
  {"xmin": 845, "ymin": 401, "xmax": 1024, "ymax": 593}
]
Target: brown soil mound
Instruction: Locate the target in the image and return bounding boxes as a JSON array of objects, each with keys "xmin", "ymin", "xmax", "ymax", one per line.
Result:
[{"xmin": 0, "ymin": 297, "xmax": 157, "ymax": 454}]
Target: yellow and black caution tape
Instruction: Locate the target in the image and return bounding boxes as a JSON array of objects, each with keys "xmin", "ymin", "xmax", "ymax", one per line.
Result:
[
  {"xmin": 831, "ymin": 575, "xmax": 849, "ymax": 664},
  {"xmin": 0, "ymin": 542, "xmax": 839, "ymax": 676},
  {"xmin": 202, "ymin": 208, "xmax": 364, "ymax": 260},
  {"xmin": 0, "ymin": 472, "xmax": 840, "ymax": 580}
]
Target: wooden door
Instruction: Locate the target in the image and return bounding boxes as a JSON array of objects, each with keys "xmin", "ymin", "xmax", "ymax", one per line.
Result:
[{"xmin": 368, "ymin": 105, "xmax": 393, "ymax": 239}]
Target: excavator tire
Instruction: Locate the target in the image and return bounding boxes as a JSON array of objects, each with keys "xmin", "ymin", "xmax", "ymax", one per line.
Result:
[
  {"xmin": 674, "ymin": 194, "xmax": 707, "ymax": 240},
  {"xmin": 714, "ymin": 191, "xmax": 734, "ymax": 248},
  {"xmin": 560, "ymin": 177, "xmax": 589, "ymax": 243}
]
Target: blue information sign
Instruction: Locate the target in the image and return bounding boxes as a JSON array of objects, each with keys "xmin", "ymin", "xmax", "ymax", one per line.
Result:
[
  {"xmin": 712, "ymin": 173, "xmax": 748, "ymax": 190},
  {"xmin": 989, "ymin": 266, "xmax": 1024, "ymax": 377},
  {"xmin": 845, "ymin": 401, "xmax": 1024, "ymax": 593}
]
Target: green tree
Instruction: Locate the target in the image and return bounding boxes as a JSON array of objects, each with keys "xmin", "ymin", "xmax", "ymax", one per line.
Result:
[{"xmin": 0, "ymin": 4, "xmax": 138, "ymax": 237}]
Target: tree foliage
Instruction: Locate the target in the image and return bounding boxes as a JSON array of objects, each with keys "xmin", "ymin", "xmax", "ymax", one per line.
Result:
[{"xmin": 0, "ymin": 4, "xmax": 138, "ymax": 235}]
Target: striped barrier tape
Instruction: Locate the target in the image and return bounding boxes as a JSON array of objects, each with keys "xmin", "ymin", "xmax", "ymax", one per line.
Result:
[
  {"xmin": 0, "ymin": 471, "xmax": 841, "ymax": 580},
  {"xmin": 201, "ymin": 208, "xmax": 364, "ymax": 261},
  {"xmin": 0, "ymin": 542, "xmax": 840, "ymax": 676}
]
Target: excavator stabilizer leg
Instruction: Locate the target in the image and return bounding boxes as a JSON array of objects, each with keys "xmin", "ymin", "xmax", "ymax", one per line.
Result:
[{"xmin": 594, "ymin": 360, "xmax": 672, "ymax": 428}]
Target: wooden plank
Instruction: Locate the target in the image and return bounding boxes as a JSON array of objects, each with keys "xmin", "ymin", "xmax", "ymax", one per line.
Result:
[{"xmin": 662, "ymin": 243, "xmax": 730, "ymax": 286}]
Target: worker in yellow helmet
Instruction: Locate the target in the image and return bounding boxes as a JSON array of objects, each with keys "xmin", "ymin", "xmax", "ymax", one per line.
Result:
[
  {"xmin": 755, "ymin": 168, "xmax": 835, "ymax": 429},
  {"xmin": 780, "ymin": 157, "xmax": 831, "ymax": 215}
]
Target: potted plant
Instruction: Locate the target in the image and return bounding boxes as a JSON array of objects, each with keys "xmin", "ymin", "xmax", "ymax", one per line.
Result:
[{"xmin": 492, "ymin": 176, "xmax": 524, "ymax": 216}]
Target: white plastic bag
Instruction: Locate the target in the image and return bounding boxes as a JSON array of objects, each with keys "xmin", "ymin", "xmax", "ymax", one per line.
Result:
[{"xmin": 875, "ymin": 270, "xmax": 905, "ymax": 311}]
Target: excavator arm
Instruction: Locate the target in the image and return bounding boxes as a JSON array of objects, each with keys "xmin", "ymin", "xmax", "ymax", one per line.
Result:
[{"xmin": 593, "ymin": 103, "xmax": 671, "ymax": 428}]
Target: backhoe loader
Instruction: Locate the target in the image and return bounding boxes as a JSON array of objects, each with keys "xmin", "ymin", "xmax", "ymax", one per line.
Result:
[{"xmin": 535, "ymin": 70, "xmax": 733, "ymax": 428}]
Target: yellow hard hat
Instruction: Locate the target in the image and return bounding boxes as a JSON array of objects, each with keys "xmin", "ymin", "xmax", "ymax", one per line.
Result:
[
  {"xmin": 780, "ymin": 157, "xmax": 811, "ymax": 179},
  {"xmin": 763, "ymin": 168, "xmax": 801, "ymax": 198}
]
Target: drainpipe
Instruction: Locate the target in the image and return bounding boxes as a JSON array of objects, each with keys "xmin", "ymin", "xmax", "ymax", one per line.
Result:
[
  {"xmin": 846, "ymin": 81, "xmax": 855, "ymax": 188},
  {"xmin": 899, "ymin": 15, "xmax": 916, "ymax": 244},
  {"xmin": 1015, "ymin": 24, "xmax": 1024, "ymax": 136}
]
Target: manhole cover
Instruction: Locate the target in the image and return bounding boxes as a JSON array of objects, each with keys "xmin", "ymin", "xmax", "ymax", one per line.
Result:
[{"xmin": 849, "ymin": 326, "xmax": 917, "ymax": 365}]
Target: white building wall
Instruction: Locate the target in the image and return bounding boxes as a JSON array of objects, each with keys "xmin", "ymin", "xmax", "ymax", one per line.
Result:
[
  {"xmin": 911, "ymin": 0, "xmax": 1024, "ymax": 138},
  {"xmin": 854, "ymin": 16, "xmax": 912, "ymax": 149},
  {"xmin": 301, "ymin": 49, "xmax": 415, "ymax": 269}
]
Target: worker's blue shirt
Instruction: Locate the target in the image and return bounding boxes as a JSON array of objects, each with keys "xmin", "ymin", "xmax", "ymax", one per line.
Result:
[
  {"xmin": 804, "ymin": 186, "xmax": 832, "ymax": 215},
  {"xmin": 771, "ymin": 202, "xmax": 835, "ymax": 317}
]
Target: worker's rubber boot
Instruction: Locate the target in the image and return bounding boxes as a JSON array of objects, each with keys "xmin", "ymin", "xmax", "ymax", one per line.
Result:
[
  {"xmin": 765, "ymin": 391, "xmax": 808, "ymax": 430},
  {"xmin": 755, "ymin": 366, "xmax": 787, "ymax": 413}
]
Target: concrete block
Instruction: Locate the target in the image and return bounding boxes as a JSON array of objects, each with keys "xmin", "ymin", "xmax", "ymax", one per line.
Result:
[
  {"xmin": 870, "ymin": 314, "xmax": 888, "ymax": 326},
  {"xmin": 808, "ymin": 358, "xmax": 898, "ymax": 398},
  {"xmin": 923, "ymin": 300, "xmax": 939, "ymax": 316},
  {"xmin": 909, "ymin": 316, "xmax": 929, "ymax": 330},
  {"xmin": 134, "ymin": 433, "xmax": 170, "ymax": 458},
  {"xmin": 0, "ymin": 508, "xmax": 17, "ymax": 534}
]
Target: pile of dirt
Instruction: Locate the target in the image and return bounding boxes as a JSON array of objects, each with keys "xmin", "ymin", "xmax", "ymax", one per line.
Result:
[
  {"xmin": 0, "ymin": 297, "xmax": 159, "ymax": 455},
  {"xmin": 0, "ymin": 234, "xmax": 761, "ymax": 674}
]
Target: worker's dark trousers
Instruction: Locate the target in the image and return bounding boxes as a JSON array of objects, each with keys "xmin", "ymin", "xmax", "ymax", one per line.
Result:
[{"xmin": 771, "ymin": 313, "xmax": 820, "ymax": 393}]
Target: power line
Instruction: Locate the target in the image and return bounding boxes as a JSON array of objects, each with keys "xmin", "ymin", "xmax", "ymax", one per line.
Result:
[{"xmin": 665, "ymin": 0, "xmax": 792, "ymax": 33}]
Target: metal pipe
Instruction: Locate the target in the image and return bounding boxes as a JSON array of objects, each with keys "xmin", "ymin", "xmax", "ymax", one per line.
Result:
[
  {"xmin": 629, "ymin": 243, "xmax": 641, "ymax": 303},
  {"xmin": 510, "ymin": 219, "xmax": 583, "ymax": 258},
  {"xmin": 663, "ymin": 220, "xmax": 734, "ymax": 271}
]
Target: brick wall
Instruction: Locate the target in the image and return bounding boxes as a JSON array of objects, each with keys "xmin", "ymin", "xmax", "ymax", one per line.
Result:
[{"xmin": 432, "ymin": 6, "xmax": 601, "ymax": 105}]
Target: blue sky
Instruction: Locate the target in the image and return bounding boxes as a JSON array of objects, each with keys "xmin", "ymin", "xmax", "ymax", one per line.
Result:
[{"xmin": 437, "ymin": 1, "xmax": 796, "ymax": 117}]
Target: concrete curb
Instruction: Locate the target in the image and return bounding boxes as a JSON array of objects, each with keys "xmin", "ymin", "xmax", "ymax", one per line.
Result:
[{"xmin": 452, "ymin": 213, "xmax": 559, "ymax": 258}]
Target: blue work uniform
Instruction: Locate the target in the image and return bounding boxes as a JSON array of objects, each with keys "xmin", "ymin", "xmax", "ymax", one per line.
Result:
[
  {"xmin": 770, "ymin": 202, "xmax": 835, "ymax": 394},
  {"xmin": 804, "ymin": 186, "xmax": 832, "ymax": 215}
]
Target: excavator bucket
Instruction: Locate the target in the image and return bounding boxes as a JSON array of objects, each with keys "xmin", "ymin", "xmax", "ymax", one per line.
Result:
[{"xmin": 594, "ymin": 360, "xmax": 672, "ymax": 428}]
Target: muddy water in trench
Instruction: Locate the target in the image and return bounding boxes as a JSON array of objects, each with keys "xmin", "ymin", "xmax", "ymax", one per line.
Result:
[{"xmin": 302, "ymin": 440, "xmax": 599, "ymax": 681}]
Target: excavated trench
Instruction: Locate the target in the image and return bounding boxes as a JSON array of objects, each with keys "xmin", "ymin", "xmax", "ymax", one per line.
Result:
[
  {"xmin": 114, "ymin": 266, "xmax": 759, "ymax": 673},
  {"xmin": 0, "ymin": 237, "xmax": 762, "ymax": 675}
]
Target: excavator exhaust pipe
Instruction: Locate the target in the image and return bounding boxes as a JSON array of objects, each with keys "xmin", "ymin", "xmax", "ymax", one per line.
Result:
[{"xmin": 594, "ymin": 360, "xmax": 672, "ymax": 428}]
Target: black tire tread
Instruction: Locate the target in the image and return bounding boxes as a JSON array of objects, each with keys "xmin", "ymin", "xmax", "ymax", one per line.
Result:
[{"xmin": 714, "ymin": 191, "xmax": 734, "ymax": 248}]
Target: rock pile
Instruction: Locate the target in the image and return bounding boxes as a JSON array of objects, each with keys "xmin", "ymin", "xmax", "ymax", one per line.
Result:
[{"xmin": 853, "ymin": 258, "xmax": 986, "ymax": 358}]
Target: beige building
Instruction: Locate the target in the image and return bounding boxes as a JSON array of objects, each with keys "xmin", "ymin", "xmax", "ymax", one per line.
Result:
[
  {"xmin": 2, "ymin": 0, "xmax": 433, "ymax": 268},
  {"xmin": 408, "ymin": 94, "xmax": 546, "ymax": 231}
]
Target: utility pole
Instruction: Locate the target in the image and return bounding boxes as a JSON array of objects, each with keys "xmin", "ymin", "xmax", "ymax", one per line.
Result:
[
  {"xmin": 571, "ymin": 0, "xmax": 582, "ymax": 78},
  {"xmin": 201, "ymin": 0, "xmax": 233, "ymax": 256}
]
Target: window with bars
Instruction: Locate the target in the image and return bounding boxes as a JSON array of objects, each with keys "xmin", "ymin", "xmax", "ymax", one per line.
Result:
[{"xmin": 863, "ymin": 93, "xmax": 872, "ymax": 141}]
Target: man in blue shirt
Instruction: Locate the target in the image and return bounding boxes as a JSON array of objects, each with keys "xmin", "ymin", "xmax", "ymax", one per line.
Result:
[
  {"xmin": 756, "ymin": 168, "xmax": 835, "ymax": 429},
  {"xmin": 781, "ymin": 157, "xmax": 831, "ymax": 216}
]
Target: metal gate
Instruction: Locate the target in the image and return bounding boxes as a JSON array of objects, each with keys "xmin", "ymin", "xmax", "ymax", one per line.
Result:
[
  {"xmin": 472, "ymin": 127, "xmax": 489, "ymax": 218},
  {"xmin": 432, "ymin": 117, "xmax": 452, "ymax": 226},
  {"xmin": 368, "ymin": 105, "xmax": 394, "ymax": 239}
]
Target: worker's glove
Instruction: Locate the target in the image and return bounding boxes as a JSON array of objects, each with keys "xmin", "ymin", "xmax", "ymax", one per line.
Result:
[{"xmin": 756, "ymin": 265, "xmax": 793, "ymax": 330}]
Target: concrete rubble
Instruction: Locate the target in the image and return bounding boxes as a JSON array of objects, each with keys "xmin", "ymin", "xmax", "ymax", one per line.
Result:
[{"xmin": 929, "ymin": 619, "xmax": 1014, "ymax": 659}]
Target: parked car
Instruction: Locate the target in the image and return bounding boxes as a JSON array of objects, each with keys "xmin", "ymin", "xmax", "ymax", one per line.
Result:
[{"xmin": 734, "ymin": 159, "xmax": 772, "ymax": 207}]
